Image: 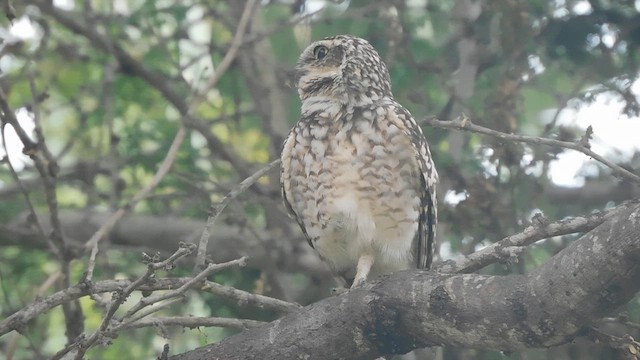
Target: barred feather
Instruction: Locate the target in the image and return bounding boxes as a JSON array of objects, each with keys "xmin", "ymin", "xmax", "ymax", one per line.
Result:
[{"xmin": 280, "ymin": 35, "xmax": 438, "ymax": 287}]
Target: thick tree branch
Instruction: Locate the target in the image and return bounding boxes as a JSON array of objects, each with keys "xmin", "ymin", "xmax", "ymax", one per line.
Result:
[{"xmin": 170, "ymin": 202, "xmax": 640, "ymax": 360}]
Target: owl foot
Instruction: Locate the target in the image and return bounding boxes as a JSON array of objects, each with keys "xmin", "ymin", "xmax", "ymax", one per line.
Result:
[
  {"xmin": 351, "ymin": 253, "xmax": 374, "ymax": 289},
  {"xmin": 350, "ymin": 277, "xmax": 366, "ymax": 288}
]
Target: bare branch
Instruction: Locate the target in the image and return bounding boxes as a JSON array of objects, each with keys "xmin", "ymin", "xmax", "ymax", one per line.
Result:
[
  {"xmin": 194, "ymin": 159, "xmax": 280, "ymax": 270},
  {"xmin": 1, "ymin": 210, "xmax": 326, "ymax": 276},
  {"xmin": 122, "ymin": 257, "xmax": 248, "ymax": 321},
  {"xmin": 64, "ymin": 244, "xmax": 196, "ymax": 359},
  {"xmin": 26, "ymin": 0, "xmax": 252, "ymax": 177},
  {"xmin": 203, "ymin": 279, "xmax": 301, "ymax": 314},
  {"xmin": 424, "ymin": 115, "xmax": 640, "ymax": 185},
  {"xmin": 598, "ymin": 315, "xmax": 640, "ymax": 332},
  {"xmin": 0, "ymin": 124, "xmax": 48, "ymax": 246},
  {"xmin": 587, "ymin": 327, "xmax": 640, "ymax": 358},
  {"xmin": 83, "ymin": 126, "xmax": 186, "ymax": 282},
  {"xmin": 189, "ymin": 0, "xmax": 257, "ymax": 108},
  {"xmin": 435, "ymin": 201, "xmax": 632, "ymax": 273},
  {"xmin": 0, "ymin": 278, "xmax": 184, "ymax": 337},
  {"xmin": 119, "ymin": 298, "xmax": 185, "ymax": 327},
  {"xmin": 0, "ymin": 88, "xmax": 66, "ymax": 256},
  {"xmin": 0, "ymin": 81, "xmax": 86, "ymax": 341}
]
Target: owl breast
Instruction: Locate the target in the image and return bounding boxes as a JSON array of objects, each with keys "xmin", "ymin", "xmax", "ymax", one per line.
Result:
[{"xmin": 287, "ymin": 104, "xmax": 422, "ymax": 282}]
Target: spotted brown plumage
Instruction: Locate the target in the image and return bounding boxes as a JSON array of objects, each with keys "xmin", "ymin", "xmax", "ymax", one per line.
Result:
[{"xmin": 280, "ymin": 35, "xmax": 438, "ymax": 288}]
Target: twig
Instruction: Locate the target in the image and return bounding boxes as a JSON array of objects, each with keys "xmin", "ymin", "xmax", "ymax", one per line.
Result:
[
  {"xmin": 0, "ymin": 88, "xmax": 65, "ymax": 256},
  {"xmin": 588, "ymin": 327, "xmax": 640, "ymax": 357},
  {"xmin": 0, "ymin": 278, "xmax": 189, "ymax": 336},
  {"xmin": 28, "ymin": 78, "xmax": 58, "ymax": 173},
  {"xmin": 119, "ymin": 298, "xmax": 184, "ymax": 326},
  {"xmin": 194, "ymin": 159, "xmax": 280, "ymax": 271},
  {"xmin": 424, "ymin": 115, "xmax": 640, "ymax": 185},
  {"xmin": 598, "ymin": 315, "xmax": 640, "ymax": 332},
  {"xmin": 122, "ymin": 257, "xmax": 247, "ymax": 321},
  {"xmin": 25, "ymin": 78, "xmax": 67, "ymax": 257},
  {"xmin": 1, "ymin": 81, "xmax": 86, "ymax": 341},
  {"xmin": 0, "ymin": 124, "xmax": 48, "ymax": 249},
  {"xmin": 66, "ymin": 245, "xmax": 196, "ymax": 360},
  {"xmin": 101, "ymin": 61, "xmax": 120, "ymax": 210},
  {"xmin": 203, "ymin": 280, "xmax": 301, "ymax": 314},
  {"xmin": 27, "ymin": 78, "xmax": 87, "ymax": 341},
  {"xmin": 188, "ymin": 0, "xmax": 257, "ymax": 108},
  {"xmin": 83, "ymin": 126, "xmax": 186, "ymax": 282},
  {"xmin": 435, "ymin": 202, "xmax": 633, "ymax": 274},
  {"xmin": 120, "ymin": 316, "xmax": 264, "ymax": 331},
  {"xmin": 31, "ymin": 0, "xmax": 252, "ymax": 178},
  {"xmin": 243, "ymin": 11, "xmax": 315, "ymax": 45},
  {"xmin": 0, "ymin": 269, "xmax": 300, "ymax": 338}
]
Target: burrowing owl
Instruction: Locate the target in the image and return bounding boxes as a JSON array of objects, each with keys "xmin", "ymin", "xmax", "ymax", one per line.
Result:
[{"xmin": 280, "ymin": 35, "xmax": 438, "ymax": 288}]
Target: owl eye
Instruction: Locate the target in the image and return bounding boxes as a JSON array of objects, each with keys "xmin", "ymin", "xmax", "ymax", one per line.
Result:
[{"xmin": 313, "ymin": 45, "xmax": 329, "ymax": 60}]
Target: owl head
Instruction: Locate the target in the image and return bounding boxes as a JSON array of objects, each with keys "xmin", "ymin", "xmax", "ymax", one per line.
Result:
[{"xmin": 295, "ymin": 35, "xmax": 392, "ymax": 107}]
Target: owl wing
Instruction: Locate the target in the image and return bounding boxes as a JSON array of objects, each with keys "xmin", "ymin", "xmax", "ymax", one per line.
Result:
[
  {"xmin": 280, "ymin": 126, "xmax": 314, "ymax": 248},
  {"xmin": 390, "ymin": 106, "xmax": 438, "ymax": 269}
]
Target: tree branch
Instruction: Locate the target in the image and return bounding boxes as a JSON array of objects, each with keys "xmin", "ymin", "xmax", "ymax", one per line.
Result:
[
  {"xmin": 194, "ymin": 159, "xmax": 280, "ymax": 271},
  {"xmin": 170, "ymin": 202, "xmax": 640, "ymax": 359},
  {"xmin": 436, "ymin": 201, "xmax": 633, "ymax": 274},
  {"xmin": 0, "ymin": 268, "xmax": 297, "ymax": 338},
  {"xmin": 26, "ymin": 0, "xmax": 253, "ymax": 177},
  {"xmin": 83, "ymin": 126, "xmax": 186, "ymax": 282},
  {"xmin": 119, "ymin": 316, "xmax": 264, "ymax": 332},
  {"xmin": 424, "ymin": 115, "xmax": 640, "ymax": 185}
]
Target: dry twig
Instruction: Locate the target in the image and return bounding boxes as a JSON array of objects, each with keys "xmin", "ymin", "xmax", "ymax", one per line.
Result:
[
  {"xmin": 436, "ymin": 201, "xmax": 634, "ymax": 273},
  {"xmin": 203, "ymin": 279, "xmax": 301, "ymax": 314},
  {"xmin": 83, "ymin": 126, "xmax": 186, "ymax": 282},
  {"xmin": 55, "ymin": 244, "xmax": 196, "ymax": 359},
  {"xmin": 194, "ymin": 159, "xmax": 280, "ymax": 270},
  {"xmin": 424, "ymin": 115, "xmax": 640, "ymax": 185}
]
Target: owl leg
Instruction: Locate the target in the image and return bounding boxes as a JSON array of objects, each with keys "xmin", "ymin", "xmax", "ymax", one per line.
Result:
[{"xmin": 351, "ymin": 253, "xmax": 374, "ymax": 288}]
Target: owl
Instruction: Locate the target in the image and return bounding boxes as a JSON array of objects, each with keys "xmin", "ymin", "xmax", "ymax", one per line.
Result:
[{"xmin": 280, "ymin": 35, "xmax": 438, "ymax": 289}]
